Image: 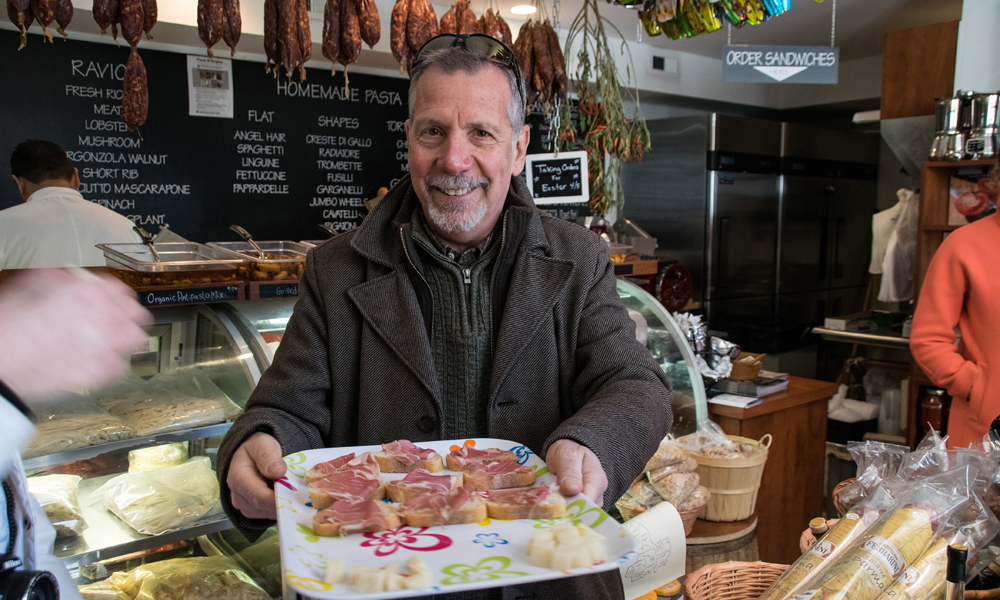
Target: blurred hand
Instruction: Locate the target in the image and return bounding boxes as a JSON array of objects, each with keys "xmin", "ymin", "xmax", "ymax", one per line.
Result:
[
  {"xmin": 545, "ymin": 439, "xmax": 608, "ymax": 505},
  {"xmin": 228, "ymin": 432, "xmax": 286, "ymax": 520},
  {"xmin": 0, "ymin": 269, "xmax": 151, "ymax": 400}
]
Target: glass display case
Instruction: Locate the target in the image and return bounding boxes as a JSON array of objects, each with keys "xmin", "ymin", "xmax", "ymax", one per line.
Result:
[
  {"xmin": 21, "ymin": 304, "xmax": 261, "ymax": 585},
  {"xmin": 21, "ymin": 278, "xmax": 703, "ymax": 598}
]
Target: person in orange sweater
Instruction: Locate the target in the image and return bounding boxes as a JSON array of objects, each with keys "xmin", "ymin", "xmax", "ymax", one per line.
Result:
[{"xmin": 910, "ymin": 205, "xmax": 1000, "ymax": 448}]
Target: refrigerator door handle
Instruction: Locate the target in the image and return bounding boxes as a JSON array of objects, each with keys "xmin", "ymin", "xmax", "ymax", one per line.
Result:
[
  {"xmin": 818, "ymin": 217, "xmax": 829, "ymax": 282},
  {"xmin": 833, "ymin": 217, "xmax": 845, "ymax": 280},
  {"xmin": 717, "ymin": 216, "xmax": 730, "ymax": 289}
]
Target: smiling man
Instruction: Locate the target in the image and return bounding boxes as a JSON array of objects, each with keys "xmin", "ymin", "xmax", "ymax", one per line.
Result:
[{"xmin": 217, "ymin": 34, "xmax": 672, "ymax": 600}]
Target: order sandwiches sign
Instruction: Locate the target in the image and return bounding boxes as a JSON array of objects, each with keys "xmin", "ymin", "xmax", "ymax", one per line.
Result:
[{"xmin": 722, "ymin": 45, "xmax": 839, "ymax": 84}]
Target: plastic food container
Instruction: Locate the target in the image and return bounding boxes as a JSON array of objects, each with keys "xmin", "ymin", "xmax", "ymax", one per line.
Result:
[
  {"xmin": 97, "ymin": 242, "xmax": 244, "ymax": 287},
  {"xmin": 207, "ymin": 241, "xmax": 310, "ymax": 282}
]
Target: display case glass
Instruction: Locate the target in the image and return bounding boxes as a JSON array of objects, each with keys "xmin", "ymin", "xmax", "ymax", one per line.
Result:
[
  {"xmin": 616, "ymin": 279, "xmax": 708, "ymax": 437},
  {"xmin": 23, "ymin": 305, "xmax": 260, "ymax": 576}
]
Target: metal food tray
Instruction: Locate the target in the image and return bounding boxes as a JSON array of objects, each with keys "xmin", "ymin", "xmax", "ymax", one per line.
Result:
[
  {"xmin": 206, "ymin": 241, "xmax": 311, "ymax": 264},
  {"xmin": 97, "ymin": 242, "xmax": 245, "ymax": 272}
]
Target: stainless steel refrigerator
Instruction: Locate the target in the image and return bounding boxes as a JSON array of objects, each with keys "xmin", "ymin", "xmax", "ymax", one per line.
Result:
[{"xmin": 620, "ymin": 115, "xmax": 878, "ymax": 359}]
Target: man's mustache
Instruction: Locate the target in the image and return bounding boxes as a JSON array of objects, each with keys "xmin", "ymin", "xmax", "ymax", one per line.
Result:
[{"xmin": 424, "ymin": 174, "xmax": 489, "ymax": 193}]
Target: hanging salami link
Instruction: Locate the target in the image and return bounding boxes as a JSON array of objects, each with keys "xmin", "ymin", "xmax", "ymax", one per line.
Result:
[
  {"xmin": 263, "ymin": 0, "xmax": 279, "ymax": 73},
  {"xmin": 53, "ymin": 0, "xmax": 71, "ymax": 37},
  {"xmin": 358, "ymin": 0, "xmax": 380, "ymax": 48},
  {"xmin": 337, "ymin": 0, "xmax": 360, "ymax": 66},
  {"xmin": 456, "ymin": 1, "xmax": 478, "ymax": 34},
  {"xmin": 322, "ymin": 0, "xmax": 341, "ymax": 73},
  {"xmin": 30, "ymin": 0, "xmax": 54, "ymax": 41},
  {"xmin": 496, "ymin": 12, "xmax": 511, "ymax": 46},
  {"xmin": 197, "ymin": 0, "xmax": 223, "ymax": 57},
  {"xmin": 221, "ymin": 0, "xmax": 240, "ymax": 56},
  {"xmin": 92, "ymin": 0, "xmax": 115, "ymax": 34},
  {"xmin": 544, "ymin": 21, "xmax": 567, "ymax": 100},
  {"xmin": 276, "ymin": 0, "xmax": 300, "ymax": 77},
  {"xmin": 294, "ymin": 0, "xmax": 310, "ymax": 79},
  {"xmin": 513, "ymin": 21, "xmax": 535, "ymax": 105},
  {"xmin": 406, "ymin": 0, "xmax": 436, "ymax": 55},
  {"xmin": 531, "ymin": 19, "xmax": 553, "ymax": 100},
  {"xmin": 119, "ymin": 0, "xmax": 144, "ymax": 48},
  {"xmin": 438, "ymin": 5, "xmax": 455, "ymax": 34},
  {"xmin": 7, "ymin": 0, "xmax": 33, "ymax": 49},
  {"xmin": 141, "ymin": 0, "xmax": 155, "ymax": 39},
  {"xmin": 121, "ymin": 47, "xmax": 148, "ymax": 133},
  {"xmin": 389, "ymin": 0, "xmax": 408, "ymax": 65}
]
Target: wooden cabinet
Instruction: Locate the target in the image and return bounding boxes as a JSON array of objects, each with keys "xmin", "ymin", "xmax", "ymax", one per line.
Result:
[
  {"xmin": 906, "ymin": 159, "xmax": 995, "ymax": 447},
  {"xmin": 708, "ymin": 377, "xmax": 837, "ymax": 565}
]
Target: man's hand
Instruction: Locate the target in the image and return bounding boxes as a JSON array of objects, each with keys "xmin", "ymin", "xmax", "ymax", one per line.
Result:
[
  {"xmin": 227, "ymin": 432, "xmax": 287, "ymax": 520},
  {"xmin": 545, "ymin": 439, "xmax": 608, "ymax": 505},
  {"xmin": 0, "ymin": 269, "xmax": 151, "ymax": 400}
]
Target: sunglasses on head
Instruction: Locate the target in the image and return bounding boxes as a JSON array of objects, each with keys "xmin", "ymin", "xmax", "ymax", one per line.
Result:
[{"xmin": 412, "ymin": 33, "xmax": 525, "ymax": 101}]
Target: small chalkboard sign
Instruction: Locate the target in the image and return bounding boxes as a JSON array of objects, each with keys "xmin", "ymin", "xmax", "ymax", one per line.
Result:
[
  {"xmin": 138, "ymin": 284, "xmax": 242, "ymax": 307},
  {"xmin": 525, "ymin": 151, "xmax": 589, "ymax": 205}
]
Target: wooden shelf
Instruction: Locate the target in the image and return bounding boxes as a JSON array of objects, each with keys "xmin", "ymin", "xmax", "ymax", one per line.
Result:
[
  {"xmin": 920, "ymin": 224, "xmax": 962, "ymax": 232},
  {"xmin": 922, "ymin": 159, "xmax": 996, "ymax": 168}
]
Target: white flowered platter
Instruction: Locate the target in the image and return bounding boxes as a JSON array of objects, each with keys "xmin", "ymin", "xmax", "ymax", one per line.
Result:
[{"xmin": 275, "ymin": 438, "xmax": 638, "ymax": 599}]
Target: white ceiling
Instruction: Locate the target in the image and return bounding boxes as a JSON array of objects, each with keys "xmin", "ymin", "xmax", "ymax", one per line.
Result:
[{"xmin": 492, "ymin": 0, "xmax": 963, "ymax": 61}]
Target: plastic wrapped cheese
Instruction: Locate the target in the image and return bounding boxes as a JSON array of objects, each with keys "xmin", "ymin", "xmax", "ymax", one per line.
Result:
[
  {"xmin": 27, "ymin": 474, "xmax": 87, "ymax": 538},
  {"xmin": 99, "ymin": 556, "xmax": 270, "ymax": 600},
  {"xmin": 99, "ymin": 456, "xmax": 222, "ymax": 535},
  {"xmin": 129, "ymin": 443, "xmax": 189, "ymax": 473}
]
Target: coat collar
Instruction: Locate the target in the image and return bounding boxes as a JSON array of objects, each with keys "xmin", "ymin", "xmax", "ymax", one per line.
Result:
[{"xmin": 350, "ymin": 173, "xmax": 551, "ymax": 265}]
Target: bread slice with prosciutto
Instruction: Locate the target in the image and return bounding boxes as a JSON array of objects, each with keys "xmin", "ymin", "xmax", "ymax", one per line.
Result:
[
  {"xmin": 485, "ymin": 484, "xmax": 566, "ymax": 519},
  {"xmin": 313, "ymin": 499, "xmax": 400, "ymax": 537},
  {"xmin": 386, "ymin": 469, "xmax": 463, "ymax": 502},
  {"xmin": 305, "ymin": 451, "xmax": 381, "ymax": 484},
  {"xmin": 464, "ymin": 461, "xmax": 536, "ymax": 491},
  {"xmin": 375, "ymin": 440, "xmax": 443, "ymax": 473},
  {"xmin": 309, "ymin": 470, "xmax": 387, "ymax": 509},
  {"xmin": 446, "ymin": 447, "xmax": 519, "ymax": 472},
  {"xmin": 397, "ymin": 483, "xmax": 486, "ymax": 527}
]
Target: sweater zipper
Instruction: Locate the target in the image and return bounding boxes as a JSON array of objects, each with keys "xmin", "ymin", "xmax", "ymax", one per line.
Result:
[{"xmin": 463, "ymin": 268, "xmax": 471, "ymax": 284}]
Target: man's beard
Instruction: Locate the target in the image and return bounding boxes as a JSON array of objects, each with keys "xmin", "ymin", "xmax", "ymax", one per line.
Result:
[{"xmin": 422, "ymin": 173, "xmax": 490, "ymax": 234}]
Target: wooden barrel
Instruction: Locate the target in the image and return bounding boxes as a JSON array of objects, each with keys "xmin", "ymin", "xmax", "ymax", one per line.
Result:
[{"xmin": 685, "ymin": 516, "xmax": 759, "ymax": 575}]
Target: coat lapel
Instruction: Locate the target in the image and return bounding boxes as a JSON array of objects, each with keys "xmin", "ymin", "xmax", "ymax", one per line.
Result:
[
  {"xmin": 490, "ymin": 252, "xmax": 575, "ymax": 399},
  {"xmin": 348, "ymin": 271, "xmax": 441, "ymax": 401}
]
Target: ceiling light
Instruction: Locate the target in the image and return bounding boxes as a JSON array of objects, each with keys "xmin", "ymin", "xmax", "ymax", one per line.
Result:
[{"xmin": 510, "ymin": 5, "xmax": 536, "ymax": 14}]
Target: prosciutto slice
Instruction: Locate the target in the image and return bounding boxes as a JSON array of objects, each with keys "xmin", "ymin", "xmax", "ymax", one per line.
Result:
[
  {"xmin": 398, "ymin": 483, "xmax": 475, "ymax": 522},
  {"xmin": 315, "ymin": 500, "xmax": 387, "ymax": 533},
  {"xmin": 449, "ymin": 447, "xmax": 517, "ymax": 467},
  {"xmin": 395, "ymin": 469, "xmax": 456, "ymax": 495},
  {"xmin": 466, "ymin": 461, "xmax": 532, "ymax": 478},
  {"xmin": 309, "ymin": 470, "xmax": 380, "ymax": 503},
  {"xmin": 382, "ymin": 440, "xmax": 437, "ymax": 466},
  {"xmin": 488, "ymin": 484, "xmax": 550, "ymax": 506},
  {"xmin": 305, "ymin": 452, "xmax": 356, "ymax": 483}
]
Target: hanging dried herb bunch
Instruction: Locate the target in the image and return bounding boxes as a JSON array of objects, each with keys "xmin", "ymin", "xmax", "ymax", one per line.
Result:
[{"xmin": 555, "ymin": 0, "xmax": 650, "ymax": 216}]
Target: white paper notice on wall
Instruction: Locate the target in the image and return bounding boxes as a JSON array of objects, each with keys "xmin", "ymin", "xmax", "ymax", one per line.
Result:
[
  {"xmin": 618, "ymin": 501, "xmax": 686, "ymax": 599},
  {"xmin": 187, "ymin": 55, "xmax": 234, "ymax": 118}
]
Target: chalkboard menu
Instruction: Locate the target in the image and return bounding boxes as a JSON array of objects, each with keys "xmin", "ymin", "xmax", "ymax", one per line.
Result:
[
  {"xmin": 525, "ymin": 150, "xmax": 588, "ymax": 205},
  {"xmin": 0, "ymin": 29, "xmax": 410, "ymax": 242}
]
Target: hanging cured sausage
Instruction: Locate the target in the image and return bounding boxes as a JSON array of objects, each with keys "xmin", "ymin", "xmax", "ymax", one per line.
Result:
[
  {"xmin": 7, "ymin": 0, "xmax": 33, "ymax": 49},
  {"xmin": 141, "ymin": 0, "xmax": 156, "ymax": 39},
  {"xmin": 30, "ymin": 0, "xmax": 55, "ymax": 42},
  {"xmin": 221, "ymin": 0, "xmax": 240, "ymax": 55},
  {"xmin": 263, "ymin": 0, "xmax": 279, "ymax": 73},
  {"xmin": 321, "ymin": 0, "xmax": 341, "ymax": 73},
  {"xmin": 119, "ymin": 0, "xmax": 144, "ymax": 48},
  {"xmin": 121, "ymin": 47, "xmax": 148, "ymax": 132},
  {"xmin": 197, "ymin": 0, "xmax": 223, "ymax": 57}
]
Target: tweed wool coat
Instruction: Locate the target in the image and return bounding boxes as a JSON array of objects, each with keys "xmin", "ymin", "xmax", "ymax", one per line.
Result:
[{"xmin": 217, "ymin": 174, "xmax": 673, "ymax": 600}]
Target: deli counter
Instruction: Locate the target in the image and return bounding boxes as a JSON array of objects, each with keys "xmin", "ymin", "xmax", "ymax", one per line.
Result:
[{"xmin": 21, "ymin": 277, "xmax": 705, "ymax": 597}]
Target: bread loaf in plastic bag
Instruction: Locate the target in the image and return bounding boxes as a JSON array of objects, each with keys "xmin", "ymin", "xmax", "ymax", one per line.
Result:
[{"xmin": 99, "ymin": 456, "xmax": 222, "ymax": 535}]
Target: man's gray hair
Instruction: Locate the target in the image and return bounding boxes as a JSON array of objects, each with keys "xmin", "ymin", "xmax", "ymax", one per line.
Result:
[{"xmin": 408, "ymin": 45, "xmax": 527, "ymax": 136}]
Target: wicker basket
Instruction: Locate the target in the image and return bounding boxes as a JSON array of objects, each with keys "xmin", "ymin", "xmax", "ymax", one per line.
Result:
[
  {"xmin": 729, "ymin": 352, "xmax": 766, "ymax": 381},
  {"xmin": 799, "ymin": 519, "xmax": 839, "ymax": 554},
  {"xmin": 832, "ymin": 478, "xmax": 857, "ymax": 518},
  {"xmin": 688, "ymin": 434, "xmax": 772, "ymax": 522},
  {"xmin": 678, "ymin": 506, "xmax": 701, "ymax": 536},
  {"xmin": 686, "ymin": 561, "xmax": 789, "ymax": 600}
]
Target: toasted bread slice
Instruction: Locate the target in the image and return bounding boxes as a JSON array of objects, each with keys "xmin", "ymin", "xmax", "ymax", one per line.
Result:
[
  {"xmin": 445, "ymin": 447, "xmax": 519, "ymax": 472},
  {"xmin": 309, "ymin": 477, "xmax": 387, "ymax": 510},
  {"xmin": 313, "ymin": 501, "xmax": 400, "ymax": 537},
  {"xmin": 400, "ymin": 492, "xmax": 487, "ymax": 527},
  {"xmin": 374, "ymin": 452, "xmax": 444, "ymax": 474},
  {"xmin": 465, "ymin": 463, "xmax": 536, "ymax": 491},
  {"xmin": 486, "ymin": 487, "xmax": 566, "ymax": 520},
  {"xmin": 387, "ymin": 473, "xmax": 463, "ymax": 503}
]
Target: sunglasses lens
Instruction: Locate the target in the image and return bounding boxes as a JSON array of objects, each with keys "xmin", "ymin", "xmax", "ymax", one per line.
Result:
[{"xmin": 464, "ymin": 36, "xmax": 510, "ymax": 63}]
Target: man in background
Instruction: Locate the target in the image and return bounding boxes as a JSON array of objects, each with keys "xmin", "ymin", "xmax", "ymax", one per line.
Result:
[{"xmin": 1, "ymin": 140, "xmax": 138, "ymax": 269}]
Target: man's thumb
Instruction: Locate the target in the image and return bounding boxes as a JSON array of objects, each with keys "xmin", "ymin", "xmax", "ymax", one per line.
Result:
[{"xmin": 247, "ymin": 434, "xmax": 287, "ymax": 480}]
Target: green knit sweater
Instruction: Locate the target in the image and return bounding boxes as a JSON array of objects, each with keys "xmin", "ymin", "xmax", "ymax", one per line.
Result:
[{"xmin": 411, "ymin": 210, "xmax": 503, "ymax": 441}]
